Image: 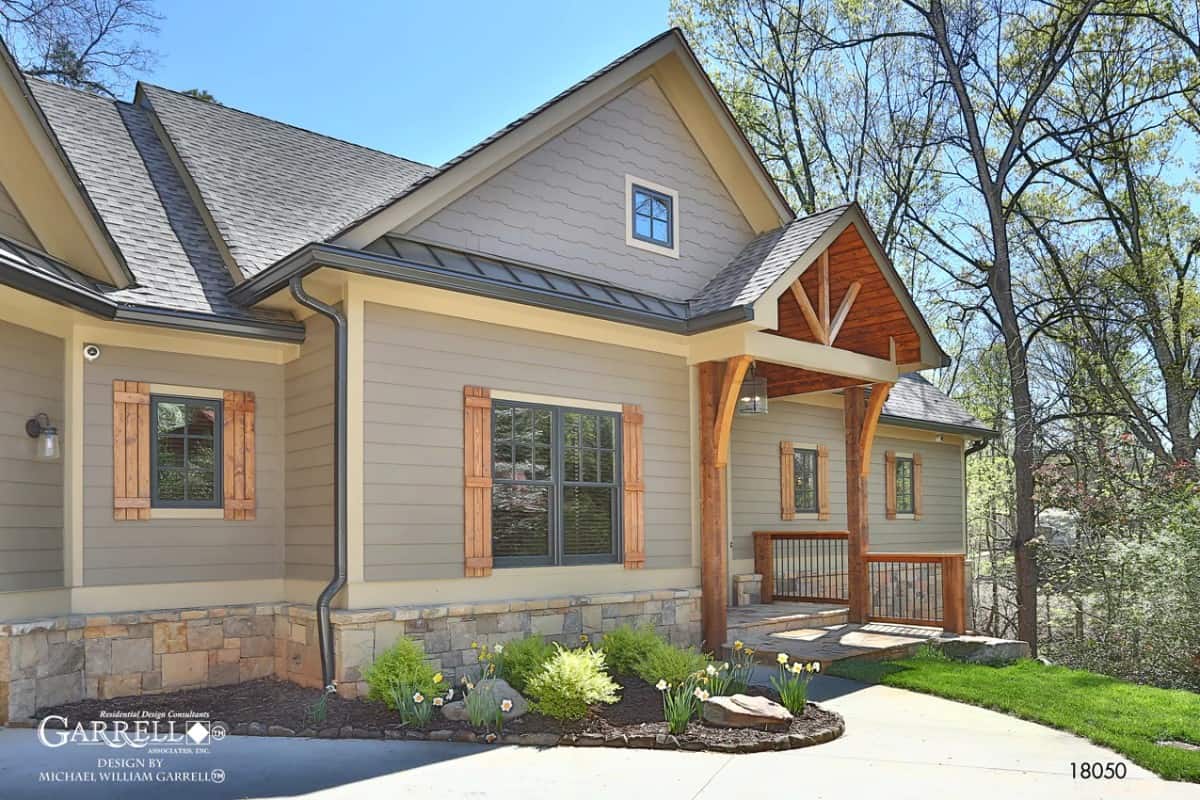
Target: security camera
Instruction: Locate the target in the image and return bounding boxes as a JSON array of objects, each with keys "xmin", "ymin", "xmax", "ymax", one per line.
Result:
[{"xmin": 82, "ymin": 344, "xmax": 101, "ymax": 362}]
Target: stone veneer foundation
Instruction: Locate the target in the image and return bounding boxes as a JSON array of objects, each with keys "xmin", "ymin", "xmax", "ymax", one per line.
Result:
[{"xmin": 0, "ymin": 588, "xmax": 702, "ymax": 723}]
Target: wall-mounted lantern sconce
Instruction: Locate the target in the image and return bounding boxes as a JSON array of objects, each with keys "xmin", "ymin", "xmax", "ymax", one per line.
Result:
[
  {"xmin": 26, "ymin": 413, "xmax": 61, "ymax": 462},
  {"xmin": 735, "ymin": 362, "xmax": 769, "ymax": 416}
]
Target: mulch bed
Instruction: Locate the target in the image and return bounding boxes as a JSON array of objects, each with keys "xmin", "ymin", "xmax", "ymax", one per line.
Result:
[{"xmin": 36, "ymin": 676, "xmax": 844, "ymax": 753}]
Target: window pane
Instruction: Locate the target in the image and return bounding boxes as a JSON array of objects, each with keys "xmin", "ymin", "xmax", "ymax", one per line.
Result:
[
  {"xmin": 652, "ymin": 198, "xmax": 668, "ymax": 220},
  {"xmin": 896, "ymin": 459, "xmax": 914, "ymax": 513},
  {"xmin": 533, "ymin": 446, "xmax": 551, "ymax": 481},
  {"xmin": 187, "ymin": 470, "xmax": 215, "ymax": 501},
  {"xmin": 599, "ymin": 450, "xmax": 615, "ymax": 483},
  {"xmin": 513, "ymin": 407, "xmax": 530, "ymax": 440},
  {"xmin": 157, "ymin": 469, "xmax": 185, "ymax": 501},
  {"xmin": 533, "ymin": 410, "xmax": 552, "ymax": 445},
  {"xmin": 186, "ymin": 405, "xmax": 216, "ymax": 437},
  {"xmin": 634, "ymin": 191, "xmax": 651, "ymax": 215},
  {"xmin": 493, "ymin": 441, "xmax": 513, "ymax": 480},
  {"xmin": 156, "ymin": 401, "xmax": 186, "ymax": 435},
  {"xmin": 187, "ymin": 439, "xmax": 214, "ymax": 472},
  {"xmin": 563, "ymin": 486, "xmax": 614, "ymax": 556},
  {"xmin": 514, "ymin": 442, "xmax": 534, "ymax": 480},
  {"xmin": 599, "ymin": 417, "xmax": 614, "ymax": 449},
  {"xmin": 794, "ymin": 450, "xmax": 817, "ymax": 512},
  {"xmin": 581, "ymin": 449, "xmax": 599, "ymax": 483},
  {"xmin": 652, "ymin": 218, "xmax": 668, "ymax": 243},
  {"xmin": 494, "ymin": 407, "xmax": 512, "ymax": 441},
  {"xmin": 635, "ymin": 215, "xmax": 652, "ymax": 238},
  {"xmin": 580, "ymin": 415, "xmax": 597, "ymax": 447},
  {"xmin": 492, "ymin": 485, "xmax": 550, "ymax": 558},
  {"xmin": 158, "ymin": 435, "xmax": 185, "ymax": 468},
  {"xmin": 564, "ymin": 444, "xmax": 580, "ymax": 482}
]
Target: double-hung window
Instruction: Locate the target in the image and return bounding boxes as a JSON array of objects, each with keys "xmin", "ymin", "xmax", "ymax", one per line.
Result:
[
  {"xmin": 150, "ymin": 395, "xmax": 222, "ymax": 508},
  {"xmin": 491, "ymin": 401, "xmax": 621, "ymax": 566},
  {"xmin": 793, "ymin": 447, "xmax": 819, "ymax": 514}
]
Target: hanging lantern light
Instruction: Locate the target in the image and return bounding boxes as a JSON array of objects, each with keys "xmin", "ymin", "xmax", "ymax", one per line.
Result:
[
  {"xmin": 736, "ymin": 362, "xmax": 769, "ymax": 415},
  {"xmin": 26, "ymin": 412, "xmax": 61, "ymax": 462}
]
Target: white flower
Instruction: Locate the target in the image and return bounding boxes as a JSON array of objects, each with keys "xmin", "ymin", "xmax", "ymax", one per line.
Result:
[
  {"xmin": 433, "ymin": 697, "xmax": 444, "ymax": 707},
  {"xmin": 412, "ymin": 692, "xmax": 425, "ymax": 704},
  {"xmin": 500, "ymin": 699, "xmax": 513, "ymax": 712},
  {"xmin": 813, "ymin": 662, "xmax": 821, "ymax": 673},
  {"xmin": 777, "ymin": 653, "xmax": 789, "ymax": 665},
  {"xmin": 446, "ymin": 688, "xmax": 455, "ymax": 700},
  {"xmin": 494, "ymin": 643, "xmax": 504, "ymax": 654},
  {"xmin": 693, "ymin": 687, "xmax": 708, "ymax": 700},
  {"xmin": 705, "ymin": 664, "xmax": 718, "ymax": 676},
  {"xmin": 655, "ymin": 679, "xmax": 668, "ymax": 691}
]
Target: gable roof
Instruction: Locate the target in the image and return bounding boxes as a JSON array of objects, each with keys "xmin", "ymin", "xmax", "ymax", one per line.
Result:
[
  {"xmin": 331, "ymin": 27, "xmax": 794, "ymax": 249},
  {"xmin": 137, "ymin": 84, "xmax": 435, "ymax": 279}
]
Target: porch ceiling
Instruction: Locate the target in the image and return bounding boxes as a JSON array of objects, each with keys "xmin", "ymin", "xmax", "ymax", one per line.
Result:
[{"xmin": 755, "ymin": 362, "xmax": 868, "ymax": 398}]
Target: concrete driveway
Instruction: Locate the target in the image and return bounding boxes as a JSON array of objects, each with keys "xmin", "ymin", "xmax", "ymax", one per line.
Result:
[{"xmin": 0, "ymin": 676, "xmax": 1185, "ymax": 799}]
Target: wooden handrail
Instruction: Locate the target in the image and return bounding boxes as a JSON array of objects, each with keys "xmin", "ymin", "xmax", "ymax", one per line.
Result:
[
  {"xmin": 865, "ymin": 552, "xmax": 962, "ymax": 563},
  {"xmin": 754, "ymin": 530, "xmax": 849, "ymax": 540}
]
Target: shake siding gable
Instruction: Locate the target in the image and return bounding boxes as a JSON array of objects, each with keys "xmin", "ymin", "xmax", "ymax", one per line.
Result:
[
  {"xmin": 406, "ymin": 78, "xmax": 755, "ymax": 301},
  {"xmin": 82, "ymin": 346, "xmax": 284, "ymax": 585},
  {"xmin": 362, "ymin": 303, "xmax": 691, "ymax": 581},
  {"xmin": 0, "ymin": 320, "xmax": 64, "ymax": 591}
]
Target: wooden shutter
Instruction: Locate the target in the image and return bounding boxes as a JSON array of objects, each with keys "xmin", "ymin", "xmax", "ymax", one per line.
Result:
[
  {"xmin": 779, "ymin": 441, "xmax": 795, "ymax": 520},
  {"xmin": 223, "ymin": 390, "xmax": 256, "ymax": 520},
  {"xmin": 884, "ymin": 450, "xmax": 897, "ymax": 519},
  {"xmin": 113, "ymin": 381, "xmax": 150, "ymax": 521},
  {"xmin": 912, "ymin": 452, "xmax": 923, "ymax": 520},
  {"xmin": 817, "ymin": 444, "xmax": 831, "ymax": 520},
  {"xmin": 463, "ymin": 386, "xmax": 493, "ymax": 576},
  {"xmin": 622, "ymin": 404, "xmax": 645, "ymax": 569}
]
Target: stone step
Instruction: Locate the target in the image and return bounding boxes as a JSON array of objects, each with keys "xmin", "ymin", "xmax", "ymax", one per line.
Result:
[{"xmin": 726, "ymin": 606, "xmax": 848, "ymax": 639}]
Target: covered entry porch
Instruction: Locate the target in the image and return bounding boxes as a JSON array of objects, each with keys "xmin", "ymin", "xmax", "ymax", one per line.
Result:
[{"xmin": 688, "ymin": 209, "xmax": 968, "ymax": 652}]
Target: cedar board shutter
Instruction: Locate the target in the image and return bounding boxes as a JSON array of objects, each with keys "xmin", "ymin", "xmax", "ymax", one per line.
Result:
[
  {"xmin": 622, "ymin": 404, "xmax": 645, "ymax": 569},
  {"xmin": 884, "ymin": 450, "xmax": 897, "ymax": 519},
  {"xmin": 113, "ymin": 380, "xmax": 151, "ymax": 520},
  {"xmin": 463, "ymin": 386, "xmax": 493, "ymax": 576},
  {"xmin": 779, "ymin": 441, "xmax": 795, "ymax": 520},
  {"xmin": 913, "ymin": 452, "xmax": 923, "ymax": 520},
  {"xmin": 817, "ymin": 444, "xmax": 831, "ymax": 520},
  {"xmin": 223, "ymin": 390, "xmax": 256, "ymax": 520}
]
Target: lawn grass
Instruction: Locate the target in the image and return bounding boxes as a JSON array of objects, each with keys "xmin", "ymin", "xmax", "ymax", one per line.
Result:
[{"xmin": 829, "ymin": 649, "xmax": 1200, "ymax": 782}]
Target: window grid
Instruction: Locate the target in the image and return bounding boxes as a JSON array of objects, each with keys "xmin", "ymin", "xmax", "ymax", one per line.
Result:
[
  {"xmin": 150, "ymin": 395, "xmax": 223, "ymax": 509},
  {"xmin": 491, "ymin": 401, "xmax": 622, "ymax": 567},
  {"xmin": 631, "ymin": 185, "xmax": 673, "ymax": 247},
  {"xmin": 895, "ymin": 456, "xmax": 915, "ymax": 514},
  {"xmin": 793, "ymin": 448, "xmax": 819, "ymax": 514}
]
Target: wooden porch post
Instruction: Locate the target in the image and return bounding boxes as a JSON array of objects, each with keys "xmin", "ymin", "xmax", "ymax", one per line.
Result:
[
  {"xmin": 698, "ymin": 356, "xmax": 751, "ymax": 650},
  {"xmin": 844, "ymin": 387, "xmax": 869, "ymax": 623}
]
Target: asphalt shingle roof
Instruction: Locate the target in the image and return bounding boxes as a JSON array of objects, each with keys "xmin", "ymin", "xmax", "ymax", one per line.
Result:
[
  {"xmin": 138, "ymin": 84, "xmax": 434, "ymax": 278},
  {"xmin": 882, "ymin": 374, "xmax": 992, "ymax": 436},
  {"xmin": 27, "ymin": 79, "xmax": 285, "ymax": 321},
  {"xmin": 690, "ymin": 204, "xmax": 849, "ymax": 315}
]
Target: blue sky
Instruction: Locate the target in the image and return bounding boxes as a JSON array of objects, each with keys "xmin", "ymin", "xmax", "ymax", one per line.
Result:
[{"xmin": 149, "ymin": 0, "xmax": 671, "ymax": 167}]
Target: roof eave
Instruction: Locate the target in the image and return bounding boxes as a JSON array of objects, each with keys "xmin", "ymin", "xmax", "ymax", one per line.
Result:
[{"xmin": 878, "ymin": 413, "xmax": 998, "ymax": 440}]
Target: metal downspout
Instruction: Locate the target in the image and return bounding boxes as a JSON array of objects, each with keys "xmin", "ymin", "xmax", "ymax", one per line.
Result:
[{"xmin": 289, "ymin": 275, "xmax": 347, "ymax": 691}]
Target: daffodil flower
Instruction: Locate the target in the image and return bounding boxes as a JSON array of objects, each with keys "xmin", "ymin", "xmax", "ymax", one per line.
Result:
[
  {"xmin": 446, "ymin": 688, "xmax": 455, "ymax": 700},
  {"xmin": 471, "ymin": 641, "xmax": 478, "ymax": 649},
  {"xmin": 777, "ymin": 652, "xmax": 789, "ymax": 664},
  {"xmin": 433, "ymin": 672, "xmax": 443, "ymax": 684},
  {"xmin": 412, "ymin": 692, "xmax": 425, "ymax": 704},
  {"xmin": 500, "ymin": 699, "xmax": 513, "ymax": 713},
  {"xmin": 733, "ymin": 640, "xmax": 744, "ymax": 650},
  {"xmin": 433, "ymin": 697, "xmax": 444, "ymax": 707},
  {"xmin": 813, "ymin": 662, "xmax": 821, "ymax": 673},
  {"xmin": 655, "ymin": 679, "xmax": 668, "ymax": 691},
  {"xmin": 494, "ymin": 643, "xmax": 504, "ymax": 654},
  {"xmin": 705, "ymin": 663, "xmax": 718, "ymax": 676}
]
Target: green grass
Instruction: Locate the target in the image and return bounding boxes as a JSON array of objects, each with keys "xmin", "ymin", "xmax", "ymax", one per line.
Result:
[{"xmin": 829, "ymin": 648, "xmax": 1200, "ymax": 782}]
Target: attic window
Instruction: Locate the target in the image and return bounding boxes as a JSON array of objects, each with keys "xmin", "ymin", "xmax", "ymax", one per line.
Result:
[{"xmin": 625, "ymin": 175, "xmax": 679, "ymax": 258}]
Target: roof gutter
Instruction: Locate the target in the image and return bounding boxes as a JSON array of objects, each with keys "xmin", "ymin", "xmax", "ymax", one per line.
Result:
[
  {"xmin": 0, "ymin": 258, "xmax": 305, "ymax": 342},
  {"xmin": 288, "ymin": 275, "xmax": 347, "ymax": 693},
  {"xmin": 231, "ymin": 242, "xmax": 756, "ymax": 334}
]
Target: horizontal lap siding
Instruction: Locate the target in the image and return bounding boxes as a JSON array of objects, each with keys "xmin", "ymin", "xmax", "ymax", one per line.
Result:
[
  {"xmin": 407, "ymin": 79, "xmax": 754, "ymax": 301},
  {"xmin": 730, "ymin": 400, "xmax": 966, "ymax": 560},
  {"xmin": 0, "ymin": 320, "xmax": 63, "ymax": 590},
  {"xmin": 83, "ymin": 347, "xmax": 284, "ymax": 585},
  {"xmin": 363, "ymin": 304, "xmax": 691, "ymax": 580},
  {"xmin": 284, "ymin": 315, "xmax": 335, "ymax": 580}
]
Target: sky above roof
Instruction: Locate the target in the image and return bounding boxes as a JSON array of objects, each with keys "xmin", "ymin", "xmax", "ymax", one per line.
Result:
[{"xmin": 148, "ymin": 0, "xmax": 670, "ymax": 167}]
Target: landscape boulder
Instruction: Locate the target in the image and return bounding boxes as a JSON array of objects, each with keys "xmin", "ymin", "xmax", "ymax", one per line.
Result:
[
  {"xmin": 440, "ymin": 678, "xmax": 529, "ymax": 722},
  {"xmin": 930, "ymin": 635, "xmax": 1031, "ymax": 665},
  {"xmin": 702, "ymin": 694, "xmax": 793, "ymax": 731}
]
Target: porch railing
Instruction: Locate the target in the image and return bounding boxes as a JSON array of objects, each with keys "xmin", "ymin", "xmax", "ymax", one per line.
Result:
[
  {"xmin": 865, "ymin": 554, "xmax": 965, "ymax": 632},
  {"xmin": 751, "ymin": 531, "xmax": 966, "ymax": 633},
  {"xmin": 752, "ymin": 531, "xmax": 849, "ymax": 604}
]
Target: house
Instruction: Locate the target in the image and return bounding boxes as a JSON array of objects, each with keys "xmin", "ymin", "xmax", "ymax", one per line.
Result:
[{"xmin": 0, "ymin": 29, "xmax": 993, "ymax": 721}]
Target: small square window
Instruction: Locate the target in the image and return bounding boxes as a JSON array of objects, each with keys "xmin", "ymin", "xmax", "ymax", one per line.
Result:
[
  {"xmin": 632, "ymin": 185, "xmax": 673, "ymax": 247},
  {"xmin": 151, "ymin": 395, "xmax": 223, "ymax": 508}
]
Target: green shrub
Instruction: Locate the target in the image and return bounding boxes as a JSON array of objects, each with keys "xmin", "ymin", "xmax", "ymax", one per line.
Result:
[
  {"xmin": 363, "ymin": 637, "xmax": 440, "ymax": 709},
  {"xmin": 600, "ymin": 624, "xmax": 665, "ymax": 675},
  {"xmin": 496, "ymin": 635, "xmax": 556, "ymax": 692},
  {"xmin": 526, "ymin": 645, "xmax": 621, "ymax": 720},
  {"xmin": 635, "ymin": 641, "xmax": 710, "ymax": 685}
]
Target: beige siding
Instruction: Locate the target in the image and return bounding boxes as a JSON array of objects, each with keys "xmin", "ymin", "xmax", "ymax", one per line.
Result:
[
  {"xmin": 363, "ymin": 303, "xmax": 692, "ymax": 581},
  {"xmin": 285, "ymin": 314, "xmax": 334, "ymax": 581},
  {"xmin": 0, "ymin": 180, "xmax": 41, "ymax": 249},
  {"xmin": 82, "ymin": 347, "xmax": 284, "ymax": 585},
  {"xmin": 407, "ymin": 78, "xmax": 755, "ymax": 301},
  {"xmin": 730, "ymin": 399, "xmax": 965, "ymax": 561},
  {"xmin": 0, "ymin": 320, "xmax": 63, "ymax": 590}
]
